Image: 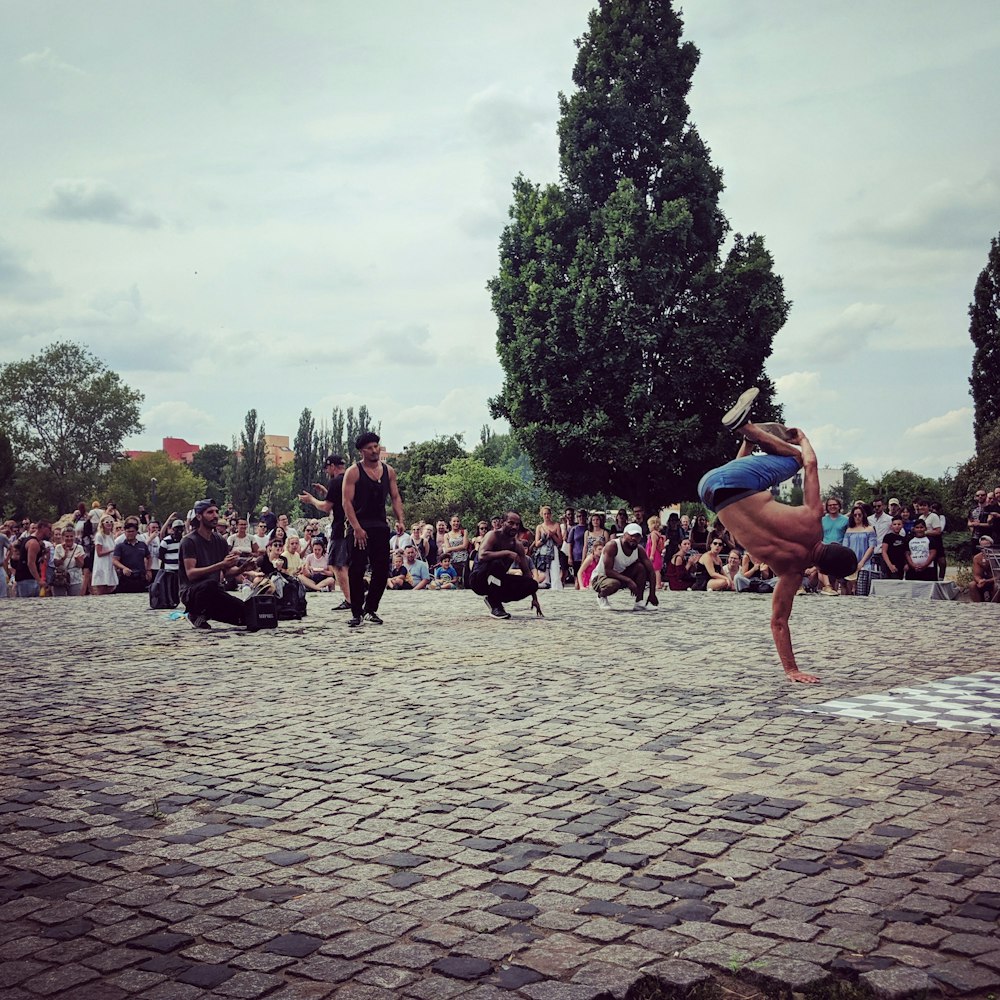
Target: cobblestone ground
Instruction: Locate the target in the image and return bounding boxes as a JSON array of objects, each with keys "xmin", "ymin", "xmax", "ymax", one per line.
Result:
[{"xmin": 2, "ymin": 589, "xmax": 1000, "ymax": 1000}]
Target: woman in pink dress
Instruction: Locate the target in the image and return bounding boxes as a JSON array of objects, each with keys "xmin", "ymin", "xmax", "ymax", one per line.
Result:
[{"xmin": 645, "ymin": 515, "xmax": 665, "ymax": 591}]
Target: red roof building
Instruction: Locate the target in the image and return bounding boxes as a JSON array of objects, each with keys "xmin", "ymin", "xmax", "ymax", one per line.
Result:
[{"xmin": 162, "ymin": 437, "xmax": 200, "ymax": 464}]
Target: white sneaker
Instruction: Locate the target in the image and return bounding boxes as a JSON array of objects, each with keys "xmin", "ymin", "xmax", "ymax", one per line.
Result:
[
  {"xmin": 598, "ymin": 596, "xmax": 612, "ymax": 610},
  {"xmin": 632, "ymin": 601, "xmax": 648, "ymax": 612},
  {"xmin": 722, "ymin": 387, "xmax": 760, "ymax": 431}
]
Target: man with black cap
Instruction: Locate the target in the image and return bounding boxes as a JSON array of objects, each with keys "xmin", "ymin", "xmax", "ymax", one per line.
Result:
[
  {"xmin": 697, "ymin": 389, "xmax": 858, "ymax": 683},
  {"xmin": 179, "ymin": 499, "xmax": 253, "ymax": 629},
  {"xmin": 298, "ymin": 454, "xmax": 352, "ymax": 610}
]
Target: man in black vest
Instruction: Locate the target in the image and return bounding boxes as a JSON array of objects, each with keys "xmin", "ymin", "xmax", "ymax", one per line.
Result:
[
  {"xmin": 342, "ymin": 432, "xmax": 405, "ymax": 628},
  {"xmin": 179, "ymin": 499, "xmax": 253, "ymax": 630}
]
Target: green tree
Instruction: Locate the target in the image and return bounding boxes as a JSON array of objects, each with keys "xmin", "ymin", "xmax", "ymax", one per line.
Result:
[
  {"xmin": 292, "ymin": 408, "xmax": 321, "ymax": 514},
  {"xmin": 489, "ymin": 0, "xmax": 786, "ymax": 508},
  {"xmin": 263, "ymin": 464, "xmax": 300, "ymax": 520},
  {"xmin": 330, "ymin": 407, "xmax": 346, "ymax": 459},
  {"xmin": 951, "ymin": 419, "xmax": 1000, "ymax": 513},
  {"xmin": 870, "ymin": 470, "xmax": 945, "ymax": 509},
  {"xmin": 410, "ymin": 457, "xmax": 543, "ymax": 528},
  {"xmin": 969, "ymin": 233, "xmax": 1000, "ymax": 446},
  {"xmin": 396, "ymin": 434, "xmax": 467, "ymax": 503},
  {"xmin": 189, "ymin": 443, "xmax": 231, "ymax": 503},
  {"xmin": 0, "ymin": 432, "xmax": 14, "ymax": 494},
  {"xmin": 228, "ymin": 409, "xmax": 270, "ymax": 516},
  {"xmin": 0, "ymin": 340, "xmax": 143, "ymax": 513},
  {"xmin": 105, "ymin": 452, "xmax": 207, "ymax": 520},
  {"xmin": 829, "ymin": 462, "xmax": 871, "ymax": 506}
]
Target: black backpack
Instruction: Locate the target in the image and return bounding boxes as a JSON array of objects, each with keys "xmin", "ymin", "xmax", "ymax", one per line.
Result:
[{"xmin": 274, "ymin": 575, "xmax": 307, "ymax": 620}]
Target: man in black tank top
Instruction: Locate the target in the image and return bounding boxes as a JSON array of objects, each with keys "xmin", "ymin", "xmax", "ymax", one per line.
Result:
[
  {"xmin": 470, "ymin": 511, "xmax": 544, "ymax": 619},
  {"xmin": 342, "ymin": 431, "xmax": 405, "ymax": 627}
]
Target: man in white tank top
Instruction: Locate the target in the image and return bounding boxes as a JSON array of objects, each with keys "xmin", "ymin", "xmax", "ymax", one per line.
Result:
[{"xmin": 591, "ymin": 523, "xmax": 659, "ymax": 611}]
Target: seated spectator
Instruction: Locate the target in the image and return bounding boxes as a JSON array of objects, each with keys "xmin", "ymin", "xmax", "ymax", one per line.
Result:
[
  {"xmin": 386, "ymin": 549, "xmax": 409, "ymax": 589},
  {"xmin": 904, "ymin": 519, "xmax": 937, "ymax": 581},
  {"xmin": 880, "ymin": 518, "xmax": 907, "ymax": 580},
  {"xmin": 692, "ymin": 538, "xmax": 732, "ymax": 591},
  {"xmin": 52, "ymin": 526, "xmax": 85, "ymax": 597},
  {"xmin": 387, "ymin": 544, "xmax": 431, "ymax": 591},
  {"xmin": 282, "ymin": 534, "xmax": 304, "ymax": 575},
  {"xmin": 388, "ymin": 521, "xmax": 416, "ymax": 554},
  {"xmin": 252, "ymin": 520, "xmax": 270, "ymax": 552},
  {"xmin": 419, "ymin": 523, "xmax": 438, "ymax": 566},
  {"xmin": 430, "ymin": 553, "xmax": 458, "ymax": 589},
  {"xmin": 301, "ymin": 540, "xmax": 336, "ymax": 591},
  {"xmin": 970, "ymin": 535, "xmax": 996, "ymax": 603},
  {"xmin": 722, "ymin": 549, "xmax": 742, "ymax": 588},
  {"xmin": 665, "ymin": 538, "xmax": 698, "ymax": 591},
  {"xmin": 577, "ymin": 539, "xmax": 605, "ymax": 591},
  {"xmin": 733, "ymin": 551, "xmax": 777, "ymax": 593}
]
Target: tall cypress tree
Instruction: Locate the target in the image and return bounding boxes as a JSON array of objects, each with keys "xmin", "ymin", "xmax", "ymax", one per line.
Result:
[
  {"xmin": 969, "ymin": 233, "xmax": 1000, "ymax": 447},
  {"xmin": 489, "ymin": 0, "xmax": 788, "ymax": 507}
]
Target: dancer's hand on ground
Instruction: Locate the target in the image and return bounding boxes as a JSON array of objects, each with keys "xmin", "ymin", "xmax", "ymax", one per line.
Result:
[{"xmin": 785, "ymin": 669, "xmax": 820, "ymax": 684}]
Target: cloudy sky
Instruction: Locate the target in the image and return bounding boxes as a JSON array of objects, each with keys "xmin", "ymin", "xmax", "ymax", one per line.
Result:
[{"xmin": 2, "ymin": 1, "xmax": 998, "ymax": 484}]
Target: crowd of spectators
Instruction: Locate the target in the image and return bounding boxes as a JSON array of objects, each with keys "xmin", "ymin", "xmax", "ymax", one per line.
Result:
[{"xmin": 2, "ymin": 486, "xmax": 998, "ymax": 604}]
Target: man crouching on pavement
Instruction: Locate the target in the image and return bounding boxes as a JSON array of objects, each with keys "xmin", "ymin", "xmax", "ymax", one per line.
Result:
[
  {"xmin": 180, "ymin": 499, "xmax": 255, "ymax": 630},
  {"xmin": 698, "ymin": 389, "xmax": 858, "ymax": 683},
  {"xmin": 592, "ymin": 523, "xmax": 659, "ymax": 611},
  {"xmin": 470, "ymin": 511, "xmax": 544, "ymax": 619}
]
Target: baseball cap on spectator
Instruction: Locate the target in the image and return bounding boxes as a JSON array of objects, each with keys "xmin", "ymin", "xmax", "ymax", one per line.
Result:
[
  {"xmin": 171, "ymin": 519, "xmax": 184, "ymax": 529},
  {"xmin": 623, "ymin": 523, "xmax": 643, "ymax": 536},
  {"xmin": 324, "ymin": 453, "xmax": 345, "ymax": 466},
  {"xmin": 888, "ymin": 498, "xmax": 900, "ymax": 506},
  {"xmin": 193, "ymin": 499, "xmax": 216, "ymax": 516}
]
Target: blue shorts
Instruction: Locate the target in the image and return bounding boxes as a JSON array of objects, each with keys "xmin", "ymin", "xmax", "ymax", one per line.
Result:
[{"xmin": 698, "ymin": 454, "xmax": 801, "ymax": 513}]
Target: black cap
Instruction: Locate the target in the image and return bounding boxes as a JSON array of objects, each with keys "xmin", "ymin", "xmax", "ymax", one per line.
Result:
[{"xmin": 324, "ymin": 454, "xmax": 345, "ymax": 466}]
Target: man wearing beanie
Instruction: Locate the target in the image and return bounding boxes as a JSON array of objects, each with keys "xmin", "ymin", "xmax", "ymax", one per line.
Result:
[
  {"xmin": 179, "ymin": 499, "xmax": 252, "ymax": 630},
  {"xmin": 698, "ymin": 389, "xmax": 858, "ymax": 683}
]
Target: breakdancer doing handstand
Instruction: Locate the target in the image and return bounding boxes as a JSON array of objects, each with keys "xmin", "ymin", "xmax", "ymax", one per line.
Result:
[{"xmin": 697, "ymin": 389, "xmax": 857, "ymax": 683}]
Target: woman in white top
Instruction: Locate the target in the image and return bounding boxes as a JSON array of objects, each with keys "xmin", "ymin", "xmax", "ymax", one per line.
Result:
[
  {"xmin": 91, "ymin": 515, "xmax": 119, "ymax": 594},
  {"xmin": 52, "ymin": 526, "xmax": 85, "ymax": 597}
]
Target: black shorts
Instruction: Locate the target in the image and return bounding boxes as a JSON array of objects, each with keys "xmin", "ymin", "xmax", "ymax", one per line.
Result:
[{"xmin": 329, "ymin": 537, "xmax": 351, "ymax": 568}]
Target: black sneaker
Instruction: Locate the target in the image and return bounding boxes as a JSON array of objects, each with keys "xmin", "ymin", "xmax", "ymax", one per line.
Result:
[
  {"xmin": 332, "ymin": 600, "xmax": 352, "ymax": 611},
  {"xmin": 722, "ymin": 387, "xmax": 759, "ymax": 431},
  {"xmin": 363, "ymin": 612, "xmax": 384, "ymax": 625},
  {"xmin": 489, "ymin": 605, "xmax": 511, "ymax": 620},
  {"xmin": 189, "ymin": 614, "xmax": 211, "ymax": 630},
  {"xmin": 347, "ymin": 616, "xmax": 364, "ymax": 628}
]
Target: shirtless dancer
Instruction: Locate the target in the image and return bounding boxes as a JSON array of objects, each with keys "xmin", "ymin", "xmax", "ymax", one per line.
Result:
[{"xmin": 697, "ymin": 389, "xmax": 858, "ymax": 683}]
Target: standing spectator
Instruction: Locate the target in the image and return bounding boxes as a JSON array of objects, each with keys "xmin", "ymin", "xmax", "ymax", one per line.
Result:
[
  {"xmin": 663, "ymin": 512, "xmax": 684, "ymax": 563},
  {"xmin": 679, "ymin": 514, "xmax": 691, "ymax": 539},
  {"xmin": 434, "ymin": 520, "xmax": 450, "ymax": 564},
  {"xmin": 904, "ymin": 520, "xmax": 937, "ymax": 582},
  {"xmin": 631, "ymin": 505, "xmax": 650, "ymax": 542},
  {"xmin": 298, "ymin": 454, "xmax": 351, "ymax": 610},
  {"xmin": 843, "ymin": 506, "xmax": 876, "ymax": 595},
  {"xmin": 610, "ymin": 509, "xmax": 628, "ymax": 538},
  {"xmin": 90, "ymin": 514, "xmax": 118, "ymax": 597},
  {"xmin": 969, "ymin": 488, "xmax": 993, "ymax": 541},
  {"xmin": 559, "ymin": 507, "xmax": 575, "ymax": 584},
  {"xmin": 154, "ymin": 519, "xmax": 184, "ymax": 607},
  {"xmin": 567, "ymin": 509, "xmax": 589, "ymax": 583},
  {"xmin": 470, "ymin": 520, "xmax": 490, "ymax": 574},
  {"xmin": 419, "ymin": 523, "xmax": 438, "ymax": 567},
  {"xmin": 914, "ymin": 498, "xmax": 946, "ymax": 580},
  {"xmin": 144, "ymin": 520, "xmax": 162, "ymax": 571},
  {"xmin": 532, "ymin": 506, "xmax": 564, "ymax": 590},
  {"xmin": 819, "ymin": 498, "xmax": 849, "ymax": 594},
  {"xmin": 113, "ymin": 519, "xmax": 152, "ymax": 594},
  {"xmin": 646, "ymin": 515, "xmax": 665, "ymax": 591},
  {"xmin": 880, "ymin": 517, "xmax": 908, "ymax": 580},
  {"xmin": 251, "ymin": 519, "xmax": 270, "ymax": 553},
  {"xmin": 19, "ymin": 521, "xmax": 51, "ymax": 597},
  {"xmin": 52, "ymin": 526, "xmax": 84, "ymax": 597},
  {"xmin": 583, "ymin": 513, "xmax": 609, "ymax": 558},
  {"xmin": 899, "ymin": 504, "xmax": 915, "ymax": 534},
  {"xmin": 388, "ymin": 521, "xmax": 416, "ymax": 555},
  {"xmin": 0, "ymin": 522, "xmax": 11, "ymax": 598},
  {"xmin": 867, "ymin": 497, "xmax": 892, "ymax": 575},
  {"xmin": 689, "ymin": 512, "xmax": 710, "ymax": 554},
  {"xmin": 970, "ymin": 536, "xmax": 996, "ymax": 603},
  {"xmin": 442, "ymin": 515, "xmax": 471, "ymax": 586},
  {"xmin": 228, "ymin": 518, "xmax": 254, "ymax": 554}
]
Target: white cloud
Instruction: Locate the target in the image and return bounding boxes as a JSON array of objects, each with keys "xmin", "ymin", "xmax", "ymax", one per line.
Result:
[
  {"xmin": 0, "ymin": 239, "xmax": 59, "ymax": 302},
  {"xmin": 19, "ymin": 48, "xmax": 85, "ymax": 75},
  {"xmin": 906, "ymin": 407, "xmax": 974, "ymax": 438},
  {"xmin": 774, "ymin": 371, "xmax": 837, "ymax": 408},
  {"xmin": 42, "ymin": 179, "xmax": 162, "ymax": 229}
]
